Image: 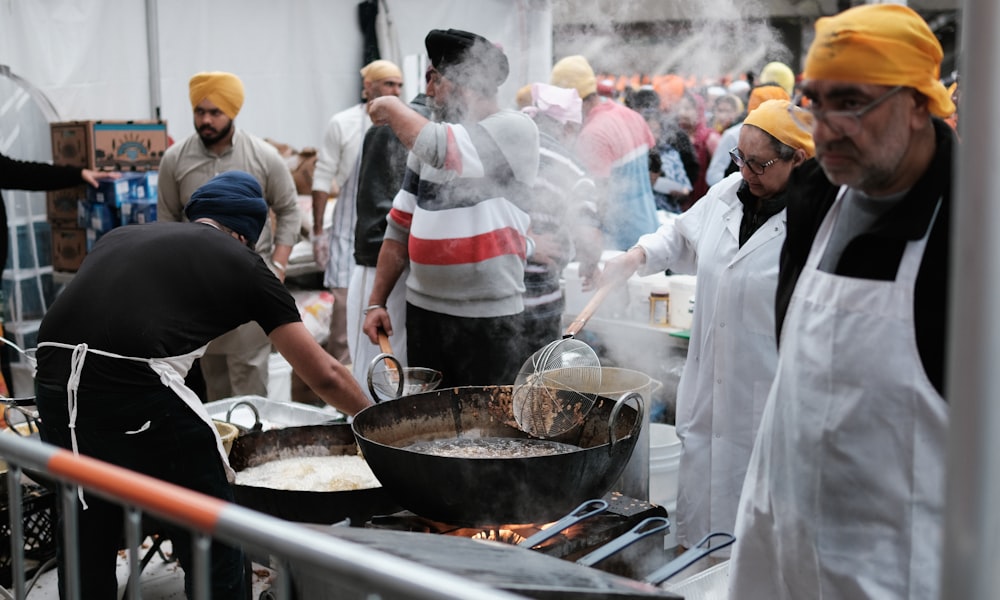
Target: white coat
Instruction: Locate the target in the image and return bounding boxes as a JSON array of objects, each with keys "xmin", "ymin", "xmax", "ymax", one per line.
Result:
[
  {"xmin": 635, "ymin": 172, "xmax": 783, "ymax": 552},
  {"xmin": 727, "ymin": 191, "xmax": 947, "ymax": 599}
]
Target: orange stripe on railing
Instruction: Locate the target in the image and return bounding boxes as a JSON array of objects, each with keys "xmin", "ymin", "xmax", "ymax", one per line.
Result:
[{"xmin": 47, "ymin": 448, "xmax": 227, "ymax": 532}]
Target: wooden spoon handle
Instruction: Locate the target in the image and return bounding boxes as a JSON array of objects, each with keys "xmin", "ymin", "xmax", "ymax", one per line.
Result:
[
  {"xmin": 378, "ymin": 329, "xmax": 393, "ymax": 355},
  {"xmin": 377, "ymin": 329, "xmax": 398, "ymax": 375},
  {"xmin": 564, "ymin": 282, "xmax": 616, "ymax": 338}
]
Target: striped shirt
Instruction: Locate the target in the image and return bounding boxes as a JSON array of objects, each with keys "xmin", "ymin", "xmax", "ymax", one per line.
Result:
[{"xmin": 384, "ymin": 109, "xmax": 539, "ymax": 318}]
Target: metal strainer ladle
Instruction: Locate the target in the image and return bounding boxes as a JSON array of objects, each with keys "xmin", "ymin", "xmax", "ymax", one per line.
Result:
[{"xmin": 512, "ymin": 283, "xmax": 616, "ymax": 438}]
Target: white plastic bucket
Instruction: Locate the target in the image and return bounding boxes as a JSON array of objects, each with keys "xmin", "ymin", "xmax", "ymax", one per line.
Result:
[{"xmin": 649, "ymin": 423, "xmax": 681, "ymax": 548}]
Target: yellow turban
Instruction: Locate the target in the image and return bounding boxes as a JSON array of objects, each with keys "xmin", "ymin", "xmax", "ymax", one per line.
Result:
[
  {"xmin": 758, "ymin": 61, "xmax": 796, "ymax": 96},
  {"xmin": 743, "ymin": 99, "xmax": 815, "ymax": 159},
  {"xmin": 803, "ymin": 4, "xmax": 954, "ymax": 118},
  {"xmin": 515, "ymin": 84, "xmax": 534, "ymax": 109},
  {"xmin": 360, "ymin": 59, "xmax": 402, "ymax": 83},
  {"xmin": 550, "ymin": 55, "xmax": 597, "ymax": 100},
  {"xmin": 746, "ymin": 84, "xmax": 790, "ymax": 113},
  {"xmin": 189, "ymin": 72, "xmax": 245, "ymax": 119}
]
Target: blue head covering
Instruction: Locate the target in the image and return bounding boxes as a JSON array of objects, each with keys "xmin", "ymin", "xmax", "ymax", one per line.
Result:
[{"xmin": 185, "ymin": 171, "xmax": 268, "ymax": 246}]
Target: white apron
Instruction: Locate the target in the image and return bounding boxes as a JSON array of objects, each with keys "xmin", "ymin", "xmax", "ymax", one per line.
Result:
[
  {"xmin": 728, "ymin": 190, "xmax": 947, "ymax": 599},
  {"xmin": 35, "ymin": 342, "xmax": 235, "ymax": 486}
]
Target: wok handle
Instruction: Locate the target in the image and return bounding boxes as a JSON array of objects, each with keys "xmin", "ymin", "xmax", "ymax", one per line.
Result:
[
  {"xmin": 643, "ymin": 531, "xmax": 736, "ymax": 585},
  {"xmin": 377, "ymin": 329, "xmax": 398, "ymax": 375},
  {"xmin": 518, "ymin": 499, "xmax": 609, "ymax": 549},
  {"xmin": 609, "ymin": 392, "xmax": 644, "ymax": 451},
  {"xmin": 225, "ymin": 399, "xmax": 262, "ymax": 432},
  {"xmin": 575, "ymin": 516, "xmax": 671, "ymax": 567},
  {"xmin": 367, "ymin": 353, "xmax": 404, "ymax": 403},
  {"xmin": 563, "ymin": 282, "xmax": 616, "ymax": 338}
]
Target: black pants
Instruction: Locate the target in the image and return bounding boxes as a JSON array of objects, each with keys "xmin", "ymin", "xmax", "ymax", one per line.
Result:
[
  {"xmin": 406, "ymin": 303, "xmax": 525, "ymax": 388},
  {"xmin": 35, "ymin": 383, "xmax": 248, "ymax": 599}
]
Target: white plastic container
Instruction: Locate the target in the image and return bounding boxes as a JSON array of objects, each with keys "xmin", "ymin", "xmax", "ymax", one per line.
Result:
[
  {"xmin": 669, "ymin": 275, "xmax": 697, "ymax": 330},
  {"xmin": 649, "ymin": 423, "xmax": 682, "ymax": 548}
]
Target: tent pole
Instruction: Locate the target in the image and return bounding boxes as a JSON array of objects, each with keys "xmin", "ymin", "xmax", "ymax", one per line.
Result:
[
  {"xmin": 145, "ymin": 0, "xmax": 162, "ymax": 120},
  {"xmin": 943, "ymin": 1, "xmax": 1000, "ymax": 598}
]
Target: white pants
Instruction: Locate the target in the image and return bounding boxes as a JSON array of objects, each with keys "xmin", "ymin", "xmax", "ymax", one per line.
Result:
[{"xmin": 346, "ymin": 264, "xmax": 409, "ymax": 400}]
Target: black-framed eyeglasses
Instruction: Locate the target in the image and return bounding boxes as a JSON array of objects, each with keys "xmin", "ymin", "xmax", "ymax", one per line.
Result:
[
  {"xmin": 795, "ymin": 85, "xmax": 904, "ymax": 136},
  {"xmin": 729, "ymin": 148, "xmax": 783, "ymax": 176}
]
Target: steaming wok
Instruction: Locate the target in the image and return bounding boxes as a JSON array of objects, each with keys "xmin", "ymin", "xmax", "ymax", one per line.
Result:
[
  {"xmin": 351, "ymin": 385, "xmax": 642, "ymax": 524},
  {"xmin": 228, "ymin": 423, "xmax": 400, "ymax": 524}
]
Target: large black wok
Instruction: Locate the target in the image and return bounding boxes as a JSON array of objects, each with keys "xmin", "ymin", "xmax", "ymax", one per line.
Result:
[
  {"xmin": 228, "ymin": 423, "xmax": 400, "ymax": 525},
  {"xmin": 351, "ymin": 385, "xmax": 642, "ymax": 524}
]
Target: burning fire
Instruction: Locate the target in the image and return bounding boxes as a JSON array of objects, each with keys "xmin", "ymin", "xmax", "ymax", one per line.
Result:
[{"xmin": 471, "ymin": 529, "xmax": 526, "ymax": 545}]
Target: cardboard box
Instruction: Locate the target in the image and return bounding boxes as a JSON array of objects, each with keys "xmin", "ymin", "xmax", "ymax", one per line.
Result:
[
  {"xmin": 78, "ymin": 201, "xmax": 118, "ymax": 235},
  {"xmin": 120, "ymin": 199, "xmax": 157, "ymax": 225},
  {"xmin": 51, "ymin": 227, "xmax": 88, "ymax": 272},
  {"xmin": 125, "ymin": 171, "xmax": 158, "ymax": 201},
  {"xmin": 47, "ymin": 185, "xmax": 88, "ymax": 224},
  {"xmin": 85, "ymin": 176, "xmax": 132, "ymax": 207},
  {"xmin": 50, "ymin": 120, "xmax": 169, "ymax": 171}
]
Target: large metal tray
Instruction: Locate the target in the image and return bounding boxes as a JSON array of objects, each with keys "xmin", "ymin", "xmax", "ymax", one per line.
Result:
[{"xmin": 205, "ymin": 395, "xmax": 342, "ymax": 431}]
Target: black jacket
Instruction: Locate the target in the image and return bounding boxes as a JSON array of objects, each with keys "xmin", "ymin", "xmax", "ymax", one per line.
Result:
[
  {"xmin": 0, "ymin": 152, "xmax": 85, "ymax": 275},
  {"xmin": 776, "ymin": 118, "xmax": 956, "ymax": 396},
  {"xmin": 353, "ymin": 95, "xmax": 431, "ymax": 267}
]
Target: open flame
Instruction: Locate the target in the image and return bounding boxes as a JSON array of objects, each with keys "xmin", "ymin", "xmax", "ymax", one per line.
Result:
[{"xmin": 471, "ymin": 528, "xmax": 526, "ymax": 545}]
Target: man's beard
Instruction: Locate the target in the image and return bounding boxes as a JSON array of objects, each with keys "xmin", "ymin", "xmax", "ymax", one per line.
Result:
[
  {"xmin": 431, "ymin": 96, "xmax": 466, "ymax": 123},
  {"xmin": 198, "ymin": 120, "xmax": 233, "ymax": 146}
]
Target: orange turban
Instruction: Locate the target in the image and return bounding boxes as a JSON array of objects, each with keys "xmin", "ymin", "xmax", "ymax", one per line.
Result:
[
  {"xmin": 189, "ymin": 72, "xmax": 245, "ymax": 119},
  {"xmin": 746, "ymin": 84, "xmax": 790, "ymax": 113},
  {"xmin": 654, "ymin": 75, "xmax": 686, "ymax": 110},
  {"xmin": 360, "ymin": 59, "xmax": 402, "ymax": 83},
  {"xmin": 550, "ymin": 55, "xmax": 597, "ymax": 100},
  {"xmin": 743, "ymin": 99, "xmax": 815, "ymax": 159},
  {"xmin": 804, "ymin": 4, "xmax": 954, "ymax": 118}
]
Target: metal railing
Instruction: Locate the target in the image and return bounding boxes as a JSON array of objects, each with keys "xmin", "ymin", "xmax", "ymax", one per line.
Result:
[{"xmin": 0, "ymin": 432, "xmax": 524, "ymax": 600}]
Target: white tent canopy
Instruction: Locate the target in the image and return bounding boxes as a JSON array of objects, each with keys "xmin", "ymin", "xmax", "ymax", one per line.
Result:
[{"xmin": 0, "ymin": 0, "xmax": 553, "ymax": 152}]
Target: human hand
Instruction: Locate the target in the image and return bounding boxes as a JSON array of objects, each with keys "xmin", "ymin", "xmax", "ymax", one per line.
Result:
[
  {"xmin": 598, "ymin": 248, "xmax": 644, "ymax": 288},
  {"xmin": 367, "ymin": 96, "xmax": 404, "ymax": 126},
  {"xmin": 528, "ymin": 231, "xmax": 568, "ymax": 267},
  {"xmin": 81, "ymin": 169, "xmax": 121, "ymax": 188},
  {"xmin": 579, "ymin": 261, "xmax": 600, "ymax": 291},
  {"xmin": 311, "ymin": 232, "xmax": 330, "ymax": 269},
  {"xmin": 362, "ymin": 306, "xmax": 392, "ymax": 344}
]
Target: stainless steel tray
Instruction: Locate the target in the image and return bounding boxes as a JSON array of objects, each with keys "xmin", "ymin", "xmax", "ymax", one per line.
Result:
[{"xmin": 205, "ymin": 395, "xmax": 343, "ymax": 431}]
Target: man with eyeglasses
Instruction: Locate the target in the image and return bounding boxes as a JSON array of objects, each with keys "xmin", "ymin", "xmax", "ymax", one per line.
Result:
[{"xmin": 729, "ymin": 5, "xmax": 957, "ymax": 599}]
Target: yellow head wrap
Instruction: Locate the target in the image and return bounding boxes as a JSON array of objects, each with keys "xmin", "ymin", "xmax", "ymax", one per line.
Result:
[
  {"xmin": 189, "ymin": 72, "xmax": 245, "ymax": 119},
  {"xmin": 758, "ymin": 62, "xmax": 796, "ymax": 96},
  {"xmin": 550, "ymin": 55, "xmax": 597, "ymax": 100},
  {"xmin": 803, "ymin": 4, "xmax": 954, "ymax": 118},
  {"xmin": 515, "ymin": 84, "xmax": 534, "ymax": 109},
  {"xmin": 746, "ymin": 84, "xmax": 790, "ymax": 113},
  {"xmin": 360, "ymin": 59, "xmax": 402, "ymax": 83},
  {"xmin": 743, "ymin": 99, "xmax": 815, "ymax": 159}
]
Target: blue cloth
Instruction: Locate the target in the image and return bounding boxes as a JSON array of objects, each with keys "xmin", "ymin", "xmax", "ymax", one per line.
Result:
[
  {"xmin": 185, "ymin": 170, "xmax": 268, "ymax": 246},
  {"xmin": 606, "ymin": 153, "xmax": 660, "ymax": 250}
]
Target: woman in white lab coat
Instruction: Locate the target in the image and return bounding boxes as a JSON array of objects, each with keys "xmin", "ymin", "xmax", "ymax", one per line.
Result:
[{"xmin": 600, "ymin": 99, "xmax": 814, "ymax": 553}]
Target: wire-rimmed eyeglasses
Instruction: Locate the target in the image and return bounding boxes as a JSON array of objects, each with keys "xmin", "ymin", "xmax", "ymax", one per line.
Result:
[
  {"xmin": 729, "ymin": 148, "xmax": 783, "ymax": 176},
  {"xmin": 792, "ymin": 86, "xmax": 905, "ymax": 136}
]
